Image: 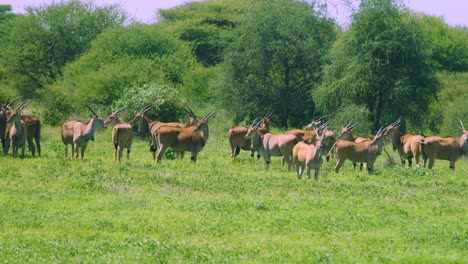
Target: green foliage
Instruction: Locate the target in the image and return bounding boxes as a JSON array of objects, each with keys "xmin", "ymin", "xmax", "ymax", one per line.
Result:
[
  {"xmin": 423, "ymin": 72, "xmax": 468, "ymax": 136},
  {"xmin": 218, "ymin": 0, "xmax": 337, "ymax": 127},
  {"xmin": 159, "ymin": 0, "xmax": 253, "ymax": 66},
  {"xmin": 315, "ymin": 0, "xmax": 439, "ymax": 130},
  {"xmin": 0, "ymin": 4, "xmax": 14, "ymax": 23},
  {"xmin": 416, "ymin": 15, "xmax": 468, "ymax": 72},
  {"xmin": 0, "ymin": 0, "xmax": 126, "ymax": 98},
  {"xmin": 114, "ymin": 83, "xmax": 181, "ymax": 122},
  {"xmin": 40, "ymin": 23, "xmax": 197, "ymax": 124},
  {"xmin": 180, "ymin": 66, "xmax": 218, "ymax": 104}
]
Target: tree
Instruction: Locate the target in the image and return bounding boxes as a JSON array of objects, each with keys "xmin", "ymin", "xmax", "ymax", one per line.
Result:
[
  {"xmin": 218, "ymin": 0, "xmax": 336, "ymax": 127},
  {"xmin": 158, "ymin": 0, "xmax": 253, "ymax": 67},
  {"xmin": 41, "ymin": 23, "xmax": 197, "ymax": 124},
  {"xmin": 0, "ymin": 5, "xmax": 14, "ymax": 23},
  {"xmin": 416, "ymin": 15, "xmax": 468, "ymax": 72},
  {"xmin": 314, "ymin": 0, "xmax": 439, "ymax": 131},
  {"xmin": 0, "ymin": 0, "xmax": 126, "ymax": 98}
]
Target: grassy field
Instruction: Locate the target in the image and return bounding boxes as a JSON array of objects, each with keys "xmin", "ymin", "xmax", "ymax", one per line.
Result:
[{"xmin": 0, "ymin": 125, "xmax": 466, "ymax": 263}]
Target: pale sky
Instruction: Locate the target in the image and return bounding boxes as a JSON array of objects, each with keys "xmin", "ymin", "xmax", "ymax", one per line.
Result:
[{"xmin": 4, "ymin": 0, "xmax": 468, "ymax": 27}]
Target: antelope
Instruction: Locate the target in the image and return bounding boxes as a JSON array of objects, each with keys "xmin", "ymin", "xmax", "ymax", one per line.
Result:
[
  {"xmin": 155, "ymin": 112, "xmax": 216, "ymax": 163},
  {"xmin": 104, "ymin": 105, "xmax": 133, "ymax": 162},
  {"xmin": 2, "ymin": 98, "xmax": 41, "ymax": 157},
  {"xmin": 292, "ymin": 127, "xmax": 328, "ymax": 180},
  {"xmin": 244, "ymin": 119, "xmax": 298, "ymax": 171},
  {"xmin": 4, "ymin": 101, "xmax": 30, "ymax": 158},
  {"xmin": 228, "ymin": 113, "xmax": 271, "ymax": 159},
  {"xmin": 384, "ymin": 117, "xmax": 424, "ymax": 167},
  {"xmin": 61, "ymin": 106, "xmax": 106, "ymax": 159},
  {"xmin": 129, "ymin": 105, "xmax": 186, "ymax": 159},
  {"xmin": 336, "ymin": 121, "xmax": 370, "ymax": 169},
  {"xmin": 332, "ymin": 126, "xmax": 387, "ymax": 174},
  {"xmin": 0, "ymin": 98, "xmax": 18, "ymax": 152},
  {"xmin": 284, "ymin": 116, "xmax": 328, "ymax": 143},
  {"xmin": 421, "ymin": 120, "xmax": 468, "ymax": 169}
]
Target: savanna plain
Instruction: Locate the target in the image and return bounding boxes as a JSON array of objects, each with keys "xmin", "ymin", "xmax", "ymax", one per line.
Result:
[{"xmin": 0, "ymin": 124, "xmax": 466, "ymax": 263}]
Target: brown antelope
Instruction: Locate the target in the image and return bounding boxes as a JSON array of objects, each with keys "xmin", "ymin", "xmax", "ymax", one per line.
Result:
[
  {"xmin": 104, "ymin": 105, "xmax": 133, "ymax": 162},
  {"xmin": 129, "ymin": 105, "xmax": 187, "ymax": 159},
  {"xmin": 336, "ymin": 121, "xmax": 370, "ymax": 170},
  {"xmin": 421, "ymin": 120, "xmax": 468, "ymax": 169},
  {"xmin": 61, "ymin": 106, "xmax": 106, "ymax": 159},
  {"xmin": 2, "ymin": 98, "xmax": 42, "ymax": 157},
  {"xmin": 4, "ymin": 101, "xmax": 30, "ymax": 158},
  {"xmin": 155, "ymin": 112, "xmax": 216, "ymax": 163},
  {"xmin": 384, "ymin": 117, "xmax": 424, "ymax": 167},
  {"xmin": 244, "ymin": 119, "xmax": 298, "ymax": 170},
  {"xmin": 332, "ymin": 126, "xmax": 387, "ymax": 174},
  {"xmin": 284, "ymin": 116, "xmax": 327, "ymax": 143},
  {"xmin": 228, "ymin": 113, "xmax": 271, "ymax": 159},
  {"xmin": 292, "ymin": 128, "xmax": 327, "ymax": 180},
  {"xmin": 0, "ymin": 98, "xmax": 18, "ymax": 152}
]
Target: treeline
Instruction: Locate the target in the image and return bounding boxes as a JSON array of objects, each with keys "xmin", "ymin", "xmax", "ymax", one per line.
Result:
[{"xmin": 0, "ymin": 0, "xmax": 466, "ymax": 135}]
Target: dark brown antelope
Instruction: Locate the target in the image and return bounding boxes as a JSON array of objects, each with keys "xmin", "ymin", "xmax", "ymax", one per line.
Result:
[
  {"xmin": 61, "ymin": 106, "xmax": 106, "ymax": 159},
  {"xmin": 244, "ymin": 119, "xmax": 298, "ymax": 171},
  {"xmin": 384, "ymin": 117, "xmax": 424, "ymax": 167},
  {"xmin": 104, "ymin": 105, "xmax": 133, "ymax": 162},
  {"xmin": 0, "ymin": 98, "xmax": 18, "ymax": 153},
  {"xmin": 421, "ymin": 120, "xmax": 468, "ymax": 169},
  {"xmin": 4, "ymin": 101, "xmax": 30, "ymax": 158},
  {"xmin": 332, "ymin": 126, "xmax": 387, "ymax": 174},
  {"xmin": 155, "ymin": 112, "xmax": 216, "ymax": 163},
  {"xmin": 228, "ymin": 113, "xmax": 271, "ymax": 159},
  {"xmin": 292, "ymin": 128, "xmax": 327, "ymax": 180},
  {"xmin": 2, "ymin": 98, "xmax": 41, "ymax": 157}
]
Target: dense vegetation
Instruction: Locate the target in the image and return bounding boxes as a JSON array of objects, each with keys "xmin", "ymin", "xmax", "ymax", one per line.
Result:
[
  {"xmin": 0, "ymin": 0, "xmax": 467, "ymax": 261},
  {"xmin": 0, "ymin": 0, "xmax": 466, "ymax": 133}
]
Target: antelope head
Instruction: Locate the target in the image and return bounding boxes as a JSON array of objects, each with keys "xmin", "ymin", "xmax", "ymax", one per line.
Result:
[
  {"xmin": 129, "ymin": 105, "xmax": 153, "ymax": 125},
  {"xmin": 384, "ymin": 117, "xmax": 402, "ymax": 136},
  {"xmin": 104, "ymin": 105, "xmax": 128, "ymax": 126},
  {"xmin": 244, "ymin": 118, "xmax": 263, "ymax": 139},
  {"xmin": 370, "ymin": 126, "xmax": 386, "ymax": 145},
  {"xmin": 305, "ymin": 115, "xmax": 328, "ymax": 130},
  {"xmin": 87, "ymin": 105, "xmax": 106, "ymax": 130},
  {"xmin": 6, "ymin": 100, "xmax": 30, "ymax": 124},
  {"xmin": 337, "ymin": 121, "xmax": 357, "ymax": 139}
]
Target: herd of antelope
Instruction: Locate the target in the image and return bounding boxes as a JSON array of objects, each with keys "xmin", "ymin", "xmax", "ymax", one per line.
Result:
[{"xmin": 1, "ymin": 99, "xmax": 467, "ymax": 179}]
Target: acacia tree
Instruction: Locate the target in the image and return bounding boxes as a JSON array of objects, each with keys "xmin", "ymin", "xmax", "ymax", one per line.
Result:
[
  {"xmin": 218, "ymin": 0, "xmax": 336, "ymax": 127},
  {"xmin": 0, "ymin": 0, "xmax": 126, "ymax": 98},
  {"xmin": 314, "ymin": 0, "xmax": 439, "ymax": 131}
]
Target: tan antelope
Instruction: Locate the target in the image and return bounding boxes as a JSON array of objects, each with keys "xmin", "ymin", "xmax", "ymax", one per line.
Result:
[
  {"xmin": 332, "ymin": 126, "xmax": 387, "ymax": 174},
  {"xmin": 292, "ymin": 127, "xmax": 328, "ymax": 180},
  {"xmin": 4, "ymin": 101, "xmax": 30, "ymax": 158},
  {"xmin": 228, "ymin": 113, "xmax": 271, "ymax": 159},
  {"xmin": 336, "ymin": 121, "xmax": 370, "ymax": 169},
  {"xmin": 284, "ymin": 116, "xmax": 328, "ymax": 143},
  {"xmin": 155, "ymin": 112, "xmax": 216, "ymax": 163},
  {"xmin": 384, "ymin": 117, "xmax": 424, "ymax": 167},
  {"xmin": 421, "ymin": 120, "xmax": 468, "ymax": 169},
  {"xmin": 244, "ymin": 119, "xmax": 298, "ymax": 170},
  {"xmin": 129, "ymin": 105, "xmax": 187, "ymax": 159},
  {"xmin": 61, "ymin": 106, "xmax": 106, "ymax": 159},
  {"xmin": 104, "ymin": 105, "xmax": 133, "ymax": 162}
]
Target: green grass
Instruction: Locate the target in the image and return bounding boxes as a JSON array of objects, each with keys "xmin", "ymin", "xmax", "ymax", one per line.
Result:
[{"xmin": 0, "ymin": 126, "xmax": 467, "ymax": 263}]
